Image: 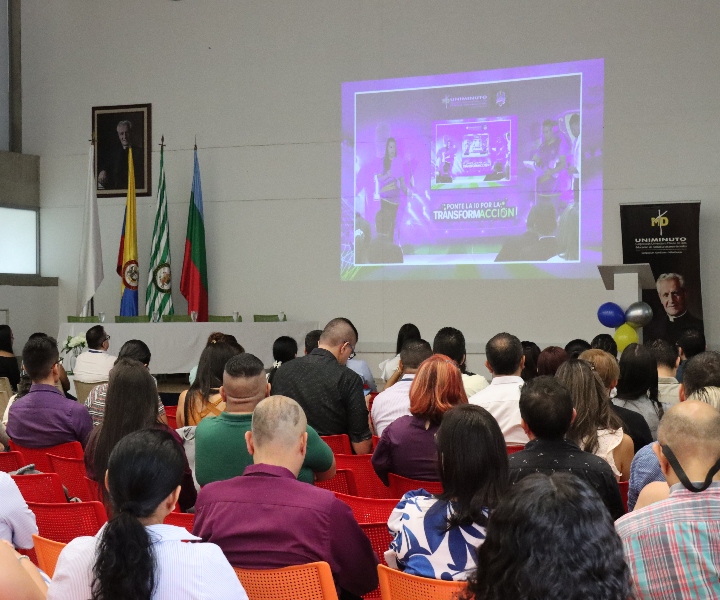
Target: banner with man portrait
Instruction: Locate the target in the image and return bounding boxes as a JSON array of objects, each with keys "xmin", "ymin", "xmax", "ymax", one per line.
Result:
[{"xmin": 620, "ymin": 202, "xmax": 703, "ymax": 345}]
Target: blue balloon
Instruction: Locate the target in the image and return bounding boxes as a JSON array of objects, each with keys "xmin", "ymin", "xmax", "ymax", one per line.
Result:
[{"xmin": 597, "ymin": 302, "xmax": 626, "ymax": 328}]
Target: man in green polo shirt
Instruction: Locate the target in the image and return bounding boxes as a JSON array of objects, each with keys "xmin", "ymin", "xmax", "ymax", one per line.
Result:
[{"xmin": 195, "ymin": 352, "xmax": 336, "ymax": 486}]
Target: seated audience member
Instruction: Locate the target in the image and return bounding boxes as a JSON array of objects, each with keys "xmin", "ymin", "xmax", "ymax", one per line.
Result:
[
  {"xmin": 0, "ymin": 325, "xmax": 20, "ymax": 390},
  {"xmin": 580, "ymin": 348, "xmax": 653, "ymax": 453},
  {"xmin": 72, "ymin": 325, "xmax": 117, "ymax": 383},
  {"xmin": 0, "ymin": 423, "xmax": 8, "ymax": 450},
  {"xmin": 462, "ymin": 473, "xmax": 631, "ymax": 600},
  {"xmin": 564, "ymin": 338, "xmax": 591, "ymax": 359},
  {"xmin": 628, "ymin": 351, "xmax": 720, "ymax": 510},
  {"xmin": 675, "ymin": 327, "xmax": 705, "ymax": 383},
  {"xmin": 370, "ymin": 339, "xmax": 432, "ymax": 436},
  {"xmin": 189, "ymin": 332, "xmax": 245, "ymax": 385},
  {"xmin": 304, "ymin": 329, "xmax": 322, "ymax": 354},
  {"xmin": 520, "ymin": 340, "xmax": 540, "ymax": 382},
  {"xmin": 616, "ymin": 401, "xmax": 720, "ymax": 598},
  {"xmin": 613, "ymin": 343, "xmax": 669, "ymax": 440},
  {"xmin": 650, "ymin": 339, "xmax": 681, "ymax": 405},
  {"xmin": 379, "ymin": 323, "xmax": 421, "ymax": 382},
  {"xmin": 195, "ymin": 353, "xmax": 335, "ymax": 487},
  {"xmin": 388, "ymin": 404, "xmax": 508, "ymax": 580},
  {"xmin": 49, "ymin": 429, "xmax": 245, "ymax": 600},
  {"xmin": 469, "ymin": 332, "xmax": 528, "ymax": 445},
  {"xmin": 7, "ymin": 336, "xmax": 92, "ymax": 448},
  {"xmin": 26, "ymin": 332, "xmax": 73, "ymax": 398},
  {"xmin": 591, "ymin": 333, "xmax": 618, "ymax": 358},
  {"xmin": 555, "ymin": 359, "xmax": 634, "ymax": 480},
  {"xmin": 193, "ymin": 396, "xmax": 379, "ymax": 599},
  {"xmin": 84, "ymin": 339, "xmax": 167, "ymax": 427},
  {"xmin": 0, "ymin": 539, "xmax": 47, "ymax": 600},
  {"xmin": 372, "ymin": 354, "xmax": 467, "ymax": 484},
  {"xmin": 509, "ymin": 377, "xmax": 624, "ymax": 519},
  {"xmin": 266, "ymin": 335, "xmax": 298, "ymax": 386},
  {"xmin": 347, "ymin": 357, "xmax": 377, "ymax": 396},
  {"xmin": 536, "ymin": 345, "xmax": 568, "ymax": 376},
  {"xmin": 178, "ymin": 341, "xmax": 241, "ymax": 427},
  {"xmin": 271, "ymin": 318, "xmax": 372, "ymax": 454},
  {"xmin": 2, "ymin": 372, "xmax": 30, "ymax": 426},
  {"xmin": 433, "ymin": 327, "xmax": 489, "ymax": 396},
  {"xmin": 85, "ymin": 358, "xmax": 197, "ymax": 512},
  {"xmin": 0, "ymin": 471, "xmax": 38, "ymax": 549}
]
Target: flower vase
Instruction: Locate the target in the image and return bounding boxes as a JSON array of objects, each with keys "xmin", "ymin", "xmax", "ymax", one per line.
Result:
[{"xmin": 68, "ymin": 347, "xmax": 82, "ymax": 375}]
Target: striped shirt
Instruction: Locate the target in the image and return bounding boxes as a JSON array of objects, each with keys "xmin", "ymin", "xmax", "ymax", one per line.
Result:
[
  {"xmin": 616, "ymin": 482, "xmax": 720, "ymax": 599},
  {"xmin": 371, "ymin": 375, "xmax": 414, "ymax": 436},
  {"xmin": 85, "ymin": 382, "xmax": 165, "ymax": 427}
]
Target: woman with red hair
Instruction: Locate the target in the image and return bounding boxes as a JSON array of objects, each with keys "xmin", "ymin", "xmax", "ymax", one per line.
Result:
[
  {"xmin": 372, "ymin": 354, "xmax": 467, "ymax": 484},
  {"xmin": 537, "ymin": 346, "xmax": 569, "ymax": 376}
]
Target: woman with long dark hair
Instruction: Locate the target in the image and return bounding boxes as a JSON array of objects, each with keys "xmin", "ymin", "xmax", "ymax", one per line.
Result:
[
  {"xmin": 462, "ymin": 473, "xmax": 631, "ymax": 600},
  {"xmin": 387, "ymin": 404, "xmax": 509, "ymax": 580},
  {"xmin": 85, "ymin": 358, "xmax": 196, "ymax": 511},
  {"xmin": 613, "ymin": 343, "xmax": 668, "ymax": 440},
  {"xmin": 49, "ymin": 429, "xmax": 246, "ymax": 600},
  {"xmin": 177, "ymin": 341, "xmax": 240, "ymax": 426},
  {"xmin": 266, "ymin": 335, "xmax": 298, "ymax": 386},
  {"xmin": 379, "ymin": 323, "xmax": 421, "ymax": 382},
  {"xmin": 0, "ymin": 325, "xmax": 20, "ymax": 391},
  {"xmin": 520, "ymin": 340, "xmax": 541, "ymax": 382}
]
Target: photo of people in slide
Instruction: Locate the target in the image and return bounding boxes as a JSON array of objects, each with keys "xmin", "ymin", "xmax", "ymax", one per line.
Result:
[{"xmin": 341, "ymin": 59, "xmax": 603, "ymax": 280}]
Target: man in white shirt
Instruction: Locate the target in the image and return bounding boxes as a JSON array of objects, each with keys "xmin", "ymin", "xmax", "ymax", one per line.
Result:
[
  {"xmin": 371, "ymin": 339, "xmax": 432, "ymax": 435},
  {"xmin": 432, "ymin": 326, "xmax": 489, "ymax": 397},
  {"xmin": 72, "ymin": 325, "xmax": 117, "ymax": 383},
  {"xmin": 650, "ymin": 339, "xmax": 681, "ymax": 405},
  {"xmin": 469, "ymin": 332, "xmax": 528, "ymax": 446}
]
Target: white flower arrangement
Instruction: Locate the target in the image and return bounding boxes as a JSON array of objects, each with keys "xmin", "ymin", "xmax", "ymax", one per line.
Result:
[{"xmin": 63, "ymin": 334, "xmax": 87, "ymax": 355}]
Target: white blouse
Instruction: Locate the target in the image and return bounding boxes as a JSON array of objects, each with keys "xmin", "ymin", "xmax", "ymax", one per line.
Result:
[{"xmin": 48, "ymin": 524, "xmax": 247, "ymax": 600}]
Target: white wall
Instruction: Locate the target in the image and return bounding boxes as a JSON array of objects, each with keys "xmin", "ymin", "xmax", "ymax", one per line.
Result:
[
  {"xmin": 20, "ymin": 1, "xmax": 720, "ymax": 375},
  {"xmin": 0, "ymin": 284, "xmax": 58, "ymax": 350}
]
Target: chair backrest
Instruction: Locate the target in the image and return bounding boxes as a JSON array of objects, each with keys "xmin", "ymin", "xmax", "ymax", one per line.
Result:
[
  {"xmin": 208, "ymin": 315, "xmax": 236, "ymax": 322},
  {"xmin": 315, "ymin": 469, "xmax": 359, "ymax": 496},
  {"xmin": 114, "ymin": 315, "xmax": 150, "ymax": 323},
  {"xmin": 335, "ymin": 492, "xmax": 398, "ymax": 524},
  {"xmin": 253, "ymin": 314, "xmax": 280, "ymax": 322},
  {"xmin": 48, "ymin": 454, "xmax": 93, "ymax": 502},
  {"xmin": 360, "ymin": 522, "xmax": 394, "ymax": 598},
  {"xmin": 28, "ymin": 501, "xmax": 107, "ymax": 543},
  {"xmin": 32, "ymin": 534, "xmax": 66, "ymax": 578},
  {"xmin": 84, "ymin": 476, "xmax": 103, "ymax": 502},
  {"xmin": 164, "ymin": 405, "xmax": 178, "ymax": 430},
  {"xmin": 233, "ymin": 561, "xmax": 339, "ymax": 600},
  {"xmin": 319, "ymin": 434, "xmax": 352, "ymax": 455},
  {"xmin": 506, "ymin": 444, "xmax": 525, "ymax": 454},
  {"xmin": 74, "ymin": 381, "xmax": 104, "ymax": 405},
  {"xmin": 0, "ymin": 450, "xmax": 25, "ymax": 472},
  {"xmin": 377, "ymin": 564, "xmax": 467, "ymax": 600},
  {"xmin": 335, "ymin": 454, "xmax": 395, "ymax": 499},
  {"xmin": 163, "ymin": 511, "xmax": 195, "ymax": 532},
  {"xmin": 67, "ymin": 316, "xmax": 100, "ymax": 323},
  {"xmin": 162, "ymin": 314, "xmax": 191, "ymax": 322},
  {"xmin": 619, "ymin": 480, "xmax": 629, "ymax": 512},
  {"xmin": 387, "ymin": 473, "xmax": 443, "ymax": 498},
  {"xmin": 0, "ymin": 389, "xmax": 8, "ymax": 420},
  {"xmin": 12, "ymin": 473, "xmax": 67, "ymax": 503},
  {"xmin": 9, "ymin": 440, "xmax": 84, "ymax": 474},
  {"xmin": 0, "ymin": 376, "xmax": 12, "ymax": 395}
]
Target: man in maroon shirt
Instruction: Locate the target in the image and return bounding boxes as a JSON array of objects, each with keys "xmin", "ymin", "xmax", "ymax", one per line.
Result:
[{"xmin": 193, "ymin": 395, "xmax": 378, "ymax": 599}]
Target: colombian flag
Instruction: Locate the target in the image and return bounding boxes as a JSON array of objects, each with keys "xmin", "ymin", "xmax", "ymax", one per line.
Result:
[{"xmin": 116, "ymin": 147, "xmax": 139, "ymax": 316}]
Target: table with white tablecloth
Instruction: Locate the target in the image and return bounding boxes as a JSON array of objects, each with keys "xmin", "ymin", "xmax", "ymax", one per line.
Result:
[{"xmin": 57, "ymin": 321, "xmax": 318, "ymax": 374}]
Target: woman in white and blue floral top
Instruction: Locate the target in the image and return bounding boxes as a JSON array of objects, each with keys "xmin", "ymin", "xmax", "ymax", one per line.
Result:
[{"xmin": 387, "ymin": 404, "xmax": 509, "ymax": 580}]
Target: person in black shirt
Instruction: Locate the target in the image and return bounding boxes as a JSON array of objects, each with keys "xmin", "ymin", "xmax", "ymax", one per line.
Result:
[
  {"xmin": 0, "ymin": 325, "xmax": 21, "ymax": 391},
  {"xmin": 508, "ymin": 376, "xmax": 625, "ymax": 520},
  {"xmin": 270, "ymin": 318, "xmax": 372, "ymax": 455}
]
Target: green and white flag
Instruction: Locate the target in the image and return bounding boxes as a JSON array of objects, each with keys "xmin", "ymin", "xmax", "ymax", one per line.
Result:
[{"xmin": 146, "ymin": 140, "xmax": 174, "ymax": 319}]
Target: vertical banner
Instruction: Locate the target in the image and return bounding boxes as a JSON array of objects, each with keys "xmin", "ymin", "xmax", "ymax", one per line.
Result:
[{"xmin": 620, "ymin": 202, "xmax": 704, "ymax": 345}]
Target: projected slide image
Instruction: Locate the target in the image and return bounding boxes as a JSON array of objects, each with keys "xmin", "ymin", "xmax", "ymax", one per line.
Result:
[{"xmin": 341, "ymin": 59, "xmax": 604, "ymax": 280}]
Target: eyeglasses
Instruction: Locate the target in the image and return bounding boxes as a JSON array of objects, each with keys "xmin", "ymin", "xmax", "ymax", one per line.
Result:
[
  {"xmin": 104, "ymin": 335, "xmax": 111, "ymax": 342},
  {"xmin": 344, "ymin": 341, "xmax": 356, "ymax": 360}
]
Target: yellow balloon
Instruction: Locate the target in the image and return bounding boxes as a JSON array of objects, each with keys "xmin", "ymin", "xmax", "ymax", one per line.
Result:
[{"xmin": 614, "ymin": 323, "xmax": 639, "ymax": 353}]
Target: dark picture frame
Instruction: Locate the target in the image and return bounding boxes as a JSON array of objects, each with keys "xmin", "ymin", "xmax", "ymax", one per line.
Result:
[{"xmin": 92, "ymin": 103, "xmax": 152, "ymax": 197}]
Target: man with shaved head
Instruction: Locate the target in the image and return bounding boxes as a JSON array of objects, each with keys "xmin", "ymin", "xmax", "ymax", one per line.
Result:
[
  {"xmin": 616, "ymin": 400, "xmax": 720, "ymax": 598},
  {"xmin": 193, "ymin": 396, "xmax": 379, "ymax": 599},
  {"xmin": 271, "ymin": 317, "xmax": 372, "ymax": 454},
  {"xmin": 194, "ymin": 353, "xmax": 335, "ymax": 486}
]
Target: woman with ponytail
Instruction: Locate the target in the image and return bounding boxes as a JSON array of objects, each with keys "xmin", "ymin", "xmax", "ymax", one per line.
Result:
[{"xmin": 48, "ymin": 429, "xmax": 246, "ymax": 600}]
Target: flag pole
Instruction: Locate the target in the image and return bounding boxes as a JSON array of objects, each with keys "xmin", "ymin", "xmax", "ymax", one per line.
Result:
[{"xmin": 88, "ymin": 132, "xmax": 96, "ymax": 317}]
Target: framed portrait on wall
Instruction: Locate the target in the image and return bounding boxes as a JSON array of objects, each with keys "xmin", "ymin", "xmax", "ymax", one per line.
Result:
[{"xmin": 92, "ymin": 103, "xmax": 152, "ymax": 197}]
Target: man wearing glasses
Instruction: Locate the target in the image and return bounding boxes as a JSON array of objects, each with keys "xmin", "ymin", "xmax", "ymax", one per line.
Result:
[
  {"xmin": 271, "ymin": 318, "xmax": 373, "ymax": 455},
  {"xmin": 73, "ymin": 325, "xmax": 117, "ymax": 384}
]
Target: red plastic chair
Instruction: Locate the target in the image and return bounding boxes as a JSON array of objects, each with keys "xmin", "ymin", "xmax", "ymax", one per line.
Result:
[
  {"xmin": 84, "ymin": 477, "xmax": 103, "ymax": 502},
  {"xmin": 319, "ymin": 434, "xmax": 352, "ymax": 455},
  {"xmin": 316, "ymin": 469, "xmax": 359, "ymax": 496},
  {"xmin": 335, "ymin": 454, "xmax": 394, "ymax": 499},
  {"xmin": 164, "ymin": 406, "xmax": 178, "ymax": 430},
  {"xmin": 387, "ymin": 473, "xmax": 443, "ymax": 498},
  {"xmin": 163, "ymin": 511, "xmax": 195, "ymax": 532},
  {"xmin": 335, "ymin": 492, "xmax": 398, "ymax": 524},
  {"xmin": 0, "ymin": 451, "xmax": 25, "ymax": 472},
  {"xmin": 619, "ymin": 480, "xmax": 629, "ymax": 512},
  {"xmin": 506, "ymin": 444, "xmax": 525, "ymax": 454},
  {"xmin": 360, "ymin": 522, "xmax": 394, "ymax": 599},
  {"xmin": 12, "ymin": 473, "xmax": 67, "ymax": 503},
  {"xmin": 48, "ymin": 454, "xmax": 93, "ymax": 502},
  {"xmin": 9, "ymin": 441, "xmax": 83, "ymax": 474},
  {"xmin": 28, "ymin": 501, "xmax": 107, "ymax": 543}
]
